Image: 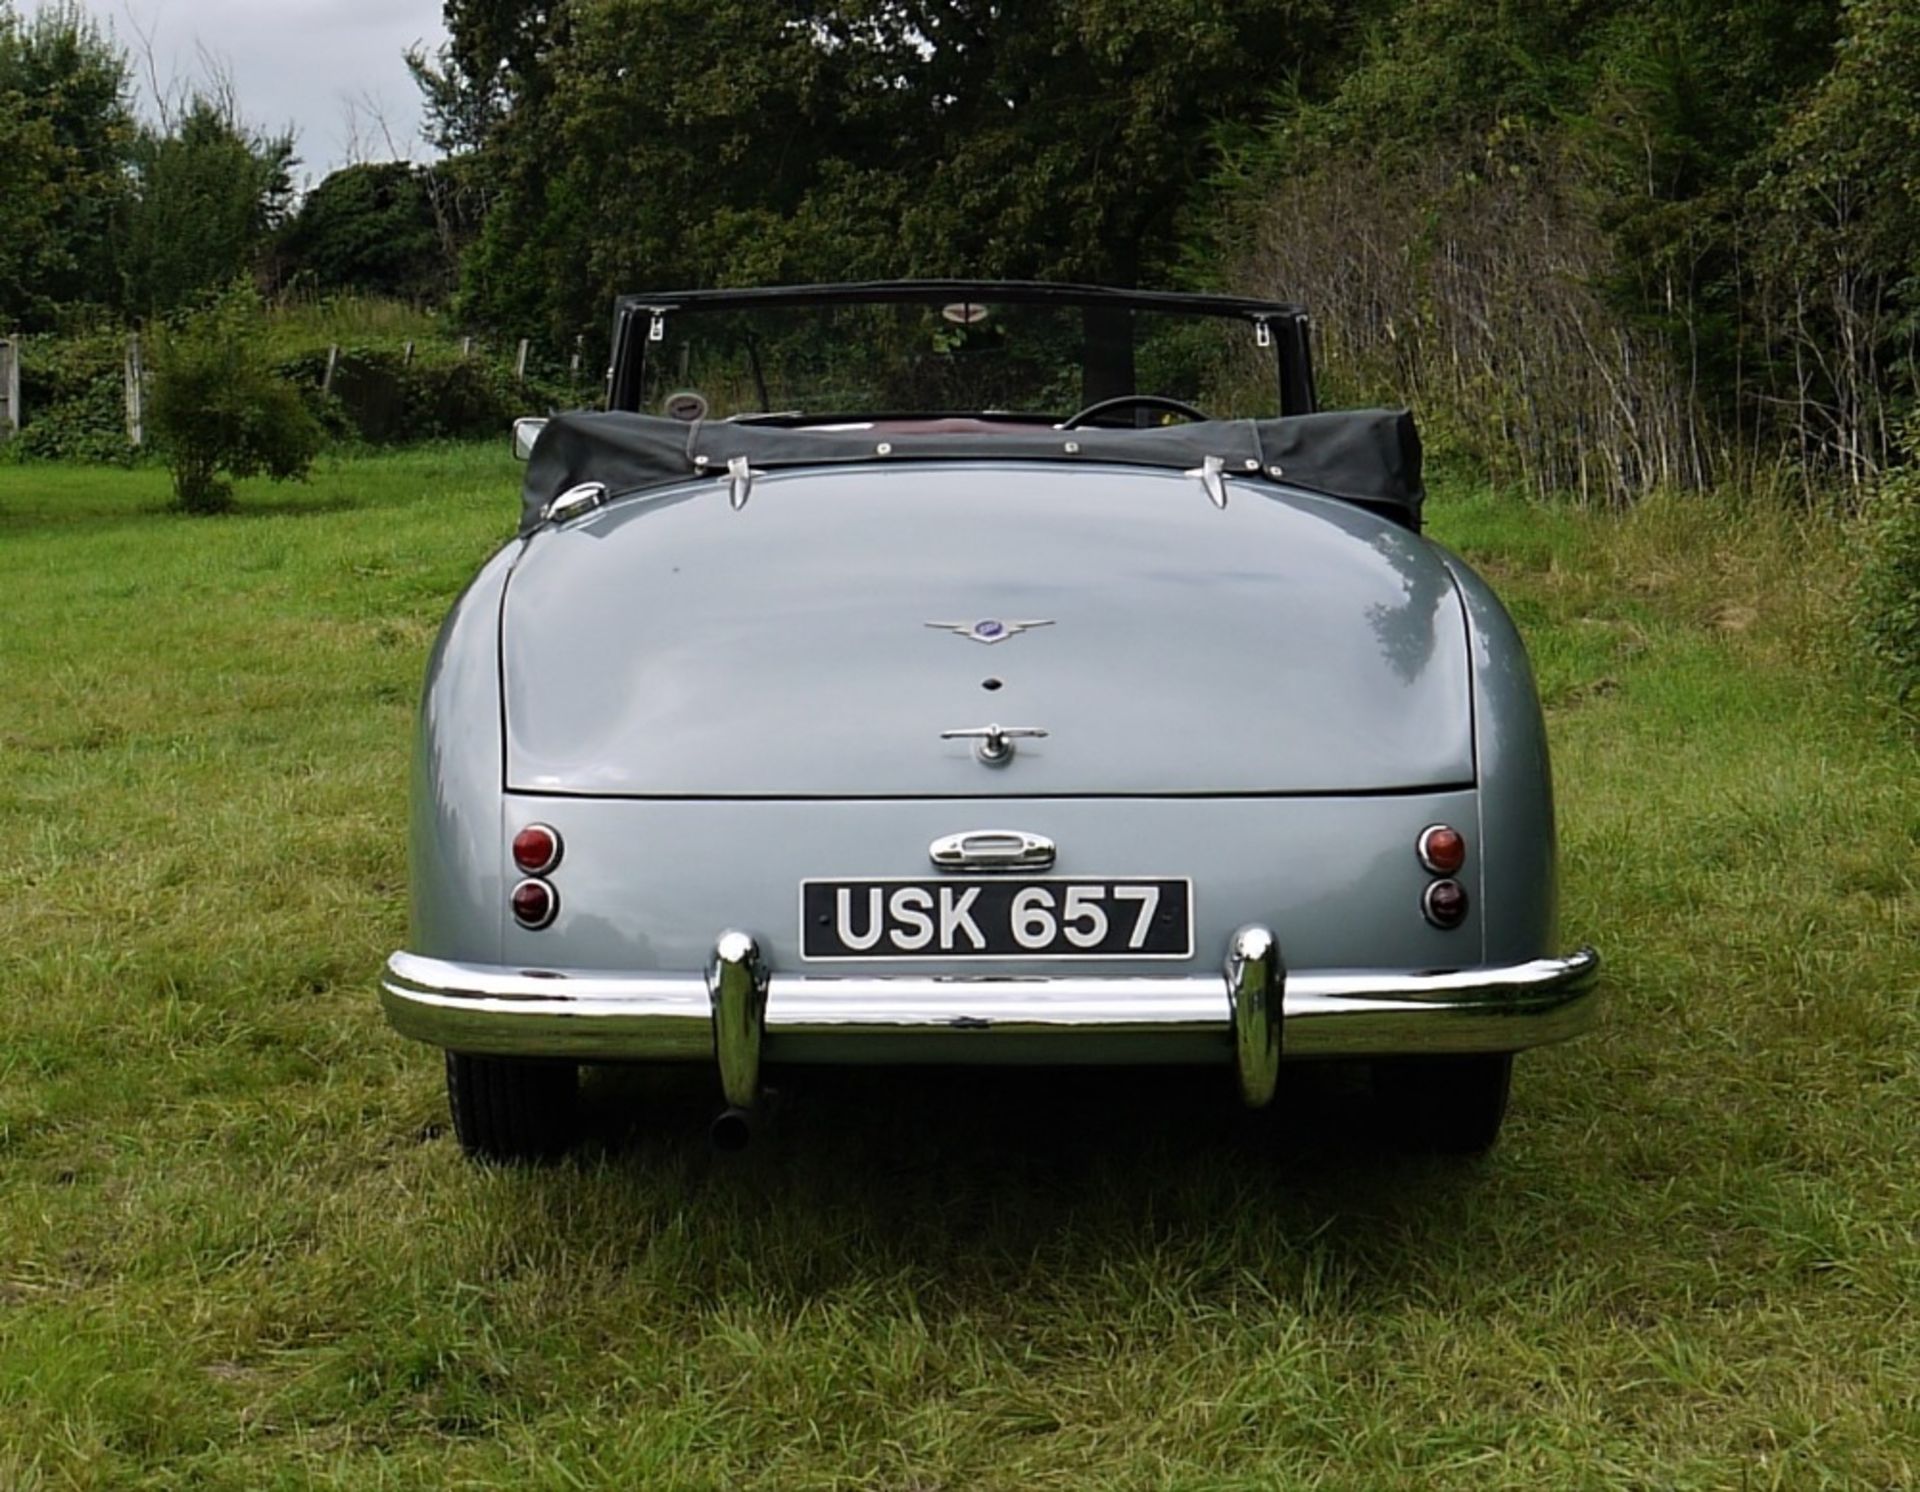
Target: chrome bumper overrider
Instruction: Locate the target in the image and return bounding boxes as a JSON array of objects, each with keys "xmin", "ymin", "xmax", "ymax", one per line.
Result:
[{"xmin": 381, "ymin": 931, "xmax": 1599, "ymax": 1110}]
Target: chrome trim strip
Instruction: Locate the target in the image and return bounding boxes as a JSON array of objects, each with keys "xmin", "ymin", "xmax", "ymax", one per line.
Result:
[
  {"xmin": 1225, "ymin": 925, "xmax": 1283, "ymax": 1108},
  {"xmin": 708, "ymin": 931, "xmax": 769, "ymax": 1108},
  {"xmin": 383, "ymin": 946, "xmax": 1599, "ymax": 1064}
]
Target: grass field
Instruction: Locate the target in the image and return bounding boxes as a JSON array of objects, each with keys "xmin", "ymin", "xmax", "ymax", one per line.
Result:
[{"xmin": 0, "ymin": 448, "xmax": 1914, "ymax": 1489}]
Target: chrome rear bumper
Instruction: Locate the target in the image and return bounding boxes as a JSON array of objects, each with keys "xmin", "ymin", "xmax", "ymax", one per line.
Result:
[{"xmin": 381, "ymin": 932, "xmax": 1599, "ymax": 1110}]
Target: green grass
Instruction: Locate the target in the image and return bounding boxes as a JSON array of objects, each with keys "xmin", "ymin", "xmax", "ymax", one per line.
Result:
[
  {"xmin": 0, "ymin": 452, "xmax": 1914, "ymax": 1489},
  {"xmin": 259, "ymin": 293, "xmax": 455, "ymax": 360}
]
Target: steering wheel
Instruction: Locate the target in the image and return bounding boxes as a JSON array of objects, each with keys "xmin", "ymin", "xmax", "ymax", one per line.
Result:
[{"xmin": 1058, "ymin": 393, "xmax": 1213, "ymax": 430}]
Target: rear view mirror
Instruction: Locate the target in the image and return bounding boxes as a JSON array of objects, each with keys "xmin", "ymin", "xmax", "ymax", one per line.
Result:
[{"xmin": 512, "ymin": 417, "xmax": 548, "ymax": 461}]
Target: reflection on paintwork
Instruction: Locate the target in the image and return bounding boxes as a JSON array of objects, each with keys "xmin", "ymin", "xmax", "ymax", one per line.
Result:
[
  {"xmin": 1365, "ymin": 521, "xmax": 1457, "ymax": 684},
  {"xmin": 1439, "ymin": 551, "xmax": 1558, "ymax": 962},
  {"xmin": 500, "ymin": 463, "xmax": 1475, "ymax": 797},
  {"xmin": 409, "ymin": 545, "xmax": 519, "ymax": 965}
]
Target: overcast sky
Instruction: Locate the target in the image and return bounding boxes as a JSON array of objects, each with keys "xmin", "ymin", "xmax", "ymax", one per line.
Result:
[{"xmin": 72, "ymin": 0, "xmax": 450, "ymax": 184}]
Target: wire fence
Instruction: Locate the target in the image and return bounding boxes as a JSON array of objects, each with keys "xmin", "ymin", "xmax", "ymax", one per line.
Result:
[{"xmin": 0, "ymin": 330, "xmax": 595, "ymax": 453}]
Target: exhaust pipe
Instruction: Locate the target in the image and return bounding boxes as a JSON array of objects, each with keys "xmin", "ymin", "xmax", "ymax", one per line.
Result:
[{"xmin": 709, "ymin": 1105, "xmax": 754, "ymax": 1152}]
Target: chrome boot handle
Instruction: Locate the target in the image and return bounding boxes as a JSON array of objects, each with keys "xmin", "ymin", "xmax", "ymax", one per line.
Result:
[
  {"xmin": 939, "ymin": 723, "xmax": 1048, "ymax": 765},
  {"xmin": 928, "ymin": 830, "xmax": 1057, "ymax": 871}
]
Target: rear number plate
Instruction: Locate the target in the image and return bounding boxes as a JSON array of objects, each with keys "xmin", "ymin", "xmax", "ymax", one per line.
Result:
[{"xmin": 801, "ymin": 877, "xmax": 1193, "ymax": 960}]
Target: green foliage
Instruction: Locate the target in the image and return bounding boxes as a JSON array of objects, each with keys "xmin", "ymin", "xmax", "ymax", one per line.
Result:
[
  {"xmin": 257, "ymin": 290, "xmax": 447, "ymax": 356},
  {"xmin": 1743, "ymin": 0, "xmax": 1920, "ymax": 482},
  {"xmin": 272, "ymin": 342, "xmax": 567, "ymax": 445},
  {"xmin": 1855, "ymin": 413, "xmax": 1920, "ymax": 708},
  {"xmin": 276, "ymin": 162, "xmax": 451, "ymax": 302},
  {"xmin": 1, "ymin": 0, "xmax": 1911, "ymax": 511},
  {"xmin": 0, "ymin": 9, "xmax": 303, "ymax": 328},
  {"xmin": 148, "ymin": 286, "xmax": 323, "ymax": 512},
  {"xmin": 433, "ymin": 0, "xmax": 1351, "ymax": 340},
  {"xmin": 8, "ymin": 296, "xmax": 568, "ymax": 465},
  {"xmin": 4, "ymin": 379, "xmax": 131, "ymax": 464},
  {"xmin": 1757, "ymin": 0, "xmax": 1920, "ymax": 287},
  {"xmin": 0, "ymin": 2, "xmax": 136, "ymax": 329},
  {"xmin": 120, "ymin": 95, "xmax": 297, "ymax": 318},
  {"xmin": 1566, "ymin": 3, "xmax": 1840, "ymax": 424},
  {"xmin": 1213, "ymin": 0, "xmax": 1920, "ymax": 500},
  {"xmin": 3, "ymin": 327, "xmax": 134, "ymax": 463}
]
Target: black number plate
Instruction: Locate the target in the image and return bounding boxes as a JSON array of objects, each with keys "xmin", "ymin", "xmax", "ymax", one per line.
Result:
[{"xmin": 801, "ymin": 877, "xmax": 1193, "ymax": 960}]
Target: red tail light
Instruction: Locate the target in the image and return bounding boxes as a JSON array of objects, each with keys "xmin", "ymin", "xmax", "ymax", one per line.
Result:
[
  {"xmin": 1417, "ymin": 824, "xmax": 1466, "ymax": 876},
  {"xmin": 1422, "ymin": 879, "xmax": 1469, "ymax": 929},
  {"xmin": 511, "ymin": 878, "xmax": 558, "ymax": 930},
  {"xmin": 512, "ymin": 823, "xmax": 562, "ymax": 874}
]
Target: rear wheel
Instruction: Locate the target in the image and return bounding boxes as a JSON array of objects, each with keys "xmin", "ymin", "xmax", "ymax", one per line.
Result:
[
  {"xmin": 1373, "ymin": 1053, "xmax": 1513, "ymax": 1155},
  {"xmin": 444, "ymin": 1051, "xmax": 579, "ymax": 1162}
]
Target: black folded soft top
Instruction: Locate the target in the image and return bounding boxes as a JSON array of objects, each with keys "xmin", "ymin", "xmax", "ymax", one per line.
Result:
[{"xmin": 520, "ymin": 408, "xmax": 1425, "ymax": 535}]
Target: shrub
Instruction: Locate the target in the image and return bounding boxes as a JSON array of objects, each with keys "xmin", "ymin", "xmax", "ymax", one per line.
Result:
[
  {"xmin": 271, "ymin": 343, "xmax": 569, "ymax": 447},
  {"xmin": 5, "ymin": 329, "xmax": 137, "ymax": 464},
  {"xmin": 1855, "ymin": 412, "xmax": 1920, "ymax": 709},
  {"xmin": 148, "ymin": 286, "xmax": 323, "ymax": 513}
]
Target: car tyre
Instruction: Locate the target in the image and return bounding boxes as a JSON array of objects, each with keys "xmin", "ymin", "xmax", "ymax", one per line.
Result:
[
  {"xmin": 1373, "ymin": 1053, "xmax": 1513, "ymax": 1155},
  {"xmin": 445, "ymin": 1051, "xmax": 579, "ymax": 1163}
]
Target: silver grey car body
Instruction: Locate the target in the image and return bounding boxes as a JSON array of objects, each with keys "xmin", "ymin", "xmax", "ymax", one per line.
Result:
[{"xmin": 381, "ymin": 281, "xmax": 1598, "ymax": 1159}]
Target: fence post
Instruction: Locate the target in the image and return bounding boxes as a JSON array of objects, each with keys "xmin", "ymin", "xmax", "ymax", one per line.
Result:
[
  {"xmin": 460, "ymin": 335, "xmax": 472, "ymax": 360},
  {"xmin": 124, "ymin": 333, "xmax": 144, "ymax": 448},
  {"xmin": 0, "ymin": 335, "xmax": 18, "ymax": 440},
  {"xmin": 322, "ymin": 344, "xmax": 339, "ymax": 396},
  {"xmin": 515, "ymin": 339, "xmax": 530, "ymax": 383},
  {"xmin": 403, "ymin": 340, "xmax": 415, "ymax": 366}
]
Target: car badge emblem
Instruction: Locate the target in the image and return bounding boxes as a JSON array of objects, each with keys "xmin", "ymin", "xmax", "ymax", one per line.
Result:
[{"xmin": 924, "ymin": 617, "xmax": 1054, "ymax": 645}]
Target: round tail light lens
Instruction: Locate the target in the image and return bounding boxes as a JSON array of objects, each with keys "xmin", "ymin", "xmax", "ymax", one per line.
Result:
[
  {"xmin": 1417, "ymin": 824, "xmax": 1466, "ymax": 876},
  {"xmin": 512, "ymin": 823, "xmax": 562, "ymax": 874},
  {"xmin": 1422, "ymin": 879, "xmax": 1469, "ymax": 929},
  {"xmin": 511, "ymin": 878, "xmax": 558, "ymax": 930}
]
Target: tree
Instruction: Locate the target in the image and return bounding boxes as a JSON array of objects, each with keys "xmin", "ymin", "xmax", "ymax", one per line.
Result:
[
  {"xmin": 148, "ymin": 285, "xmax": 322, "ymax": 514},
  {"xmin": 0, "ymin": 2, "xmax": 136, "ymax": 328},
  {"xmin": 406, "ymin": 0, "xmax": 557, "ymax": 157},
  {"xmin": 120, "ymin": 92, "xmax": 297, "ymax": 318},
  {"xmin": 1855, "ymin": 412, "xmax": 1920, "ymax": 707},
  {"xmin": 1207, "ymin": 0, "xmax": 1914, "ymax": 501},
  {"xmin": 1747, "ymin": 0, "xmax": 1920, "ymax": 487},
  {"xmin": 276, "ymin": 161, "xmax": 450, "ymax": 301},
  {"xmin": 422, "ymin": 0, "xmax": 1348, "ymax": 341}
]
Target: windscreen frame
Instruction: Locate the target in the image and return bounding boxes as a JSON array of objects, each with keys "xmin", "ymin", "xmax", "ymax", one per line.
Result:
[{"xmin": 605, "ymin": 280, "xmax": 1316, "ymax": 420}]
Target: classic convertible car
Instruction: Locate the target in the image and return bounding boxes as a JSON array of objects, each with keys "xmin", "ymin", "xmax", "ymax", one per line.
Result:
[{"xmin": 381, "ymin": 281, "xmax": 1598, "ymax": 1160}]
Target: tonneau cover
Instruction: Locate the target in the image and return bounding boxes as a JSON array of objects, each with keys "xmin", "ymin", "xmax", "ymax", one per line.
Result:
[{"xmin": 520, "ymin": 408, "xmax": 1424, "ymax": 535}]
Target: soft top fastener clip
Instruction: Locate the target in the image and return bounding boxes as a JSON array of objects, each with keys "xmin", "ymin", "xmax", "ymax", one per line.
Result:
[{"xmin": 1186, "ymin": 453, "xmax": 1228, "ymax": 508}]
